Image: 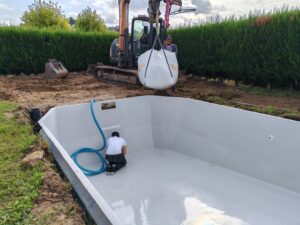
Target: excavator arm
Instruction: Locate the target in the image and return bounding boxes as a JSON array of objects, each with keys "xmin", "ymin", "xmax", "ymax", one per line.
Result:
[
  {"xmin": 148, "ymin": 0, "xmax": 184, "ymax": 26},
  {"xmin": 147, "ymin": 0, "xmax": 162, "ymax": 23},
  {"xmin": 118, "ymin": 0, "xmax": 184, "ymax": 53},
  {"xmin": 118, "ymin": 0, "xmax": 130, "ymax": 67},
  {"xmin": 118, "ymin": 0, "xmax": 163, "ymax": 66},
  {"xmin": 116, "ymin": 0, "xmax": 190, "ymax": 67},
  {"xmin": 164, "ymin": 0, "xmax": 182, "ymax": 28}
]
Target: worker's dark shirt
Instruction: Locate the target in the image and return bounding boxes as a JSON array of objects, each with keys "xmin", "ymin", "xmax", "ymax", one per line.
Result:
[{"xmin": 164, "ymin": 44, "xmax": 178, "ymax": 55}]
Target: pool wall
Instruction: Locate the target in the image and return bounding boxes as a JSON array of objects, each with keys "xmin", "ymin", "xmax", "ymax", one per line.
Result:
[{"xmin": 39, "ymin": 96, "xmax": 300, "ymax": 224}]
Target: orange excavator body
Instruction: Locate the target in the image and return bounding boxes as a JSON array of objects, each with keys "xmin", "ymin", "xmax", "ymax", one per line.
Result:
[
  {"xmin": 95, "ymin": 0, "xmax": 193, "ymax": 85},
  {"xmin": 118, "ymin": 0, "xmax": 130, "ymax": 63}
]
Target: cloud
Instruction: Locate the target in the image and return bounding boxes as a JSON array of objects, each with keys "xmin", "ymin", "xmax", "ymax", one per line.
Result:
[
  {"xmin": 99, "ymin": 10, "xmax": 119, "ymax": 25},
  {"xmin": 130, "ymin": 0, "xmax": 148, "ymax": 11},
  {"xmin": 67, "ymin": 12, "xmax": 79, "ymax": 18},
  {"xmin": 191, "ymin": 0, "xmax": 212, "ymax": 14},
  {"xmin": 93, "ymin": 0, "xmax": 207, "ymax": 26},
  {"xmin": 0, "ymin": 3, "xmax": 13, "ymax": 11},
  {"xmin": 70, "ymin": 0, "xmax": 81, "ymax": 6},
  {"xmin": 1, "ymin": 0, "xmax": 300, "ymax": 27},
  {"xmin": 0, "ymin": 3, "xmax": 15, "ymax": 21}
]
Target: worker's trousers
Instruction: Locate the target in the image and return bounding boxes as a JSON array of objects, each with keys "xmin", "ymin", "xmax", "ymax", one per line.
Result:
[{"xmin": 105, "ymin": 154, "xmax": 127, "ymax": 171}]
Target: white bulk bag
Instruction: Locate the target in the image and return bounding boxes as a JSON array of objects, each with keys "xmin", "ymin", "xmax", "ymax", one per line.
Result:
[{"xmin": 138, "ymin": 47, "xmax": 179, "ymax": 90}]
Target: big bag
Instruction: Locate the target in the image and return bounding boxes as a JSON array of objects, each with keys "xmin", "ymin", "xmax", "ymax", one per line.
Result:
[{"xmin": 138, "ymin": 36, "xmax": 179, "ymax": 90}]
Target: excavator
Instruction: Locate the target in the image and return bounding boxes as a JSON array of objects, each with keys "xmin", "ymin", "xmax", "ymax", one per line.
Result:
[{"xmin": 95, "ymin": 0, "xmax": 195, "ymax": 85}]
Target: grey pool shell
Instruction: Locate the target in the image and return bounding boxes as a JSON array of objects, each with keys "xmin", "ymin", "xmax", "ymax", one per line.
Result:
[{"xmin": 39, "ymin": 96, "xmax": 300, "ymax": 225}]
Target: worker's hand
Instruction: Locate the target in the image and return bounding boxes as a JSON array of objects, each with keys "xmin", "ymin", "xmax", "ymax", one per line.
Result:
[{"xmin": 122, "ymin": 146, "xmax": 127, "ymax": 157}]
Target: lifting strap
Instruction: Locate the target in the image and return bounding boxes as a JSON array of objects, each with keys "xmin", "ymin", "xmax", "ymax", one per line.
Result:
[{"xmin": 144, "ymin": 35, "xmax": 174, "ymax": 79}]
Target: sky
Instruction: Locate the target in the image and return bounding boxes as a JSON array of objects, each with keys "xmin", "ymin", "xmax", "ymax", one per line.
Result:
[{"xmin": 0, "ymin": 0, "xmax": 300, "ymax": 27}]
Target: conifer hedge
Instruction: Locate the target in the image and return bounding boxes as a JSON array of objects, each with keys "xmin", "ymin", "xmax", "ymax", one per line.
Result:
[
  {"xmin": 170, "ymin": 9, "xmax": 300, "ymax": 88},
  {"xmin": 1, "ymin": 9, "xmax": 300, "ymax": 88},
  {"xmin": 0, "ymin": 28, "xmax": 116, "ymax": 74}
]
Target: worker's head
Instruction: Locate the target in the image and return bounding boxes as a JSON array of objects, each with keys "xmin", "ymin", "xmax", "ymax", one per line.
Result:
[
  {"xmin": 166, "ymin": 35, "xmax": 173, "ymax": 45},
  {"xmin": 112, "ymin": 131, "xmax": 120, "ymax": 137}
]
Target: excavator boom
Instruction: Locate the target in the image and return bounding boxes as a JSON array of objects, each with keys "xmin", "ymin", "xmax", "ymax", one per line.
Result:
[
  {"xmin": 164, "ymin": 0, "xmax": 182, "ymax": 28},
  {"xmin": 118, "ymin": 0, "xmax": 130, "ymax": 67},
  {"xmin": 118, "ymin": 0, "xmax": 185, "ymax": 65},
  {"xmin": 147, "ymin": 0, "xmax": 162, "ymax": 23}
]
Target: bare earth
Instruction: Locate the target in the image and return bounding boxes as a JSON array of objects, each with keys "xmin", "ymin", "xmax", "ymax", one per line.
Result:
[
  {"xmin": 0, "ymin": 72, "xmax": 153, "ymax": 111},
  {"xmin": 1, "ymin": 72, "xmax": 300, "ymax": 113},
  {"xmin": 1, "ymin": 72, "xmax": 300, "ymax": 224}
]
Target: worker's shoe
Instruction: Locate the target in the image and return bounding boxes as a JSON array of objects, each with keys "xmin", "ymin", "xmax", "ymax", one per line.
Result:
[
  {"xmin": 106, "ymin": 164, "xmax": 112, "ymax": 175},
  {"xmin": 111, "ymin": 164, "xmax": 117, "ymax": 175}
]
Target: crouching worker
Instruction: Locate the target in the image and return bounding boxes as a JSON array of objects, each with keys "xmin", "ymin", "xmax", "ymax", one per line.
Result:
[{"xmin": 105, "ymin": 132, "xmax": 127, "ymax": 175}]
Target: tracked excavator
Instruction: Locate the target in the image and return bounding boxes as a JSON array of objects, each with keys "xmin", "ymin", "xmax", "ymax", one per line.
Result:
[{"xmin": 95, "ymin": 0, "xmax": 195, "ymax": 87}]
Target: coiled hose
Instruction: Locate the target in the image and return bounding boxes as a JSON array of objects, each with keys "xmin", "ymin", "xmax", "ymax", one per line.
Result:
[{"xmin": 71, "ymin": 99, "xmax": 107, "ymax": 176}]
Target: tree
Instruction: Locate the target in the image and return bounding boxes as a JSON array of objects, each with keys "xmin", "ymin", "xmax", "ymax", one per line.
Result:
[
  {"xmin": 75, "ymin": 7, "xmax": 107, "ymax": 32},
  {"xmin": 21, "ymin": 0, "xmax": 70, "ymax": 29}
]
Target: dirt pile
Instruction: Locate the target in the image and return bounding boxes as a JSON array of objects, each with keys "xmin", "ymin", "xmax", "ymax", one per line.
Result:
[
  {"xmin": 23, "ymin": 141, "xmax": 85, "ymax": 225},
  {"xmin": 22, "ymin": 150, "xmax": 44, "ymax": 168},
  {"xmin": 1, "ymin": 100, "xmax": 84, "ymax": 225},
  {"xmin": 0, "ymin": 73, "xmax": 153, "ymax": 111},
  {"xmin": 31, "ymin": 164, "xmax": 84, "ymax": 225},
  {"xmin": 2, "ymin": 73, "xmax": 300, "ymax": 113}
]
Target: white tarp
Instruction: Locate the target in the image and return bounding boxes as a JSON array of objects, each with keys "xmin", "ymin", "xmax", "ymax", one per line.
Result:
[{"xmin": 138, "ymin": 49, "xmax": 179, "ymax": 90}]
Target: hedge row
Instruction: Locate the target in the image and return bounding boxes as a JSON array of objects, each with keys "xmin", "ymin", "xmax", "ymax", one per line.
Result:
[
  {"xmin": 170, "ymin": 9, "xmax": 300, "ymax": 88},
  {"xmin": 0, "ymin": 28, "xmax": 116, "ymax": 74},
  {"xmin": 1, "ymin": 10, "xmax": 300, "ymax": 88}
]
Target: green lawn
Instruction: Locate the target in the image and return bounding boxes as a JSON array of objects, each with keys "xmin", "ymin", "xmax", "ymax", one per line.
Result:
[
  {"xmin": 0, "ymin": 101, "xmax": 42, "ymax": 225},
  {"xmin": 241, "ymin": 86, "xmax": 300, "ymax": 98}
]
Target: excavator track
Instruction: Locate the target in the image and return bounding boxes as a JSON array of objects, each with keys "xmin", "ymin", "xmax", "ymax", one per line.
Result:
[{"xmin": 95, "ymin": 64, "xmax": 140, "ymax": 85}]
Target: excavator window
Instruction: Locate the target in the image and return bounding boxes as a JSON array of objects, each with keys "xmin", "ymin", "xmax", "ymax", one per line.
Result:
[
  {"xmin": 132, "ymin": 19, "xmax": 151, "ymax": 60},
  {"xmin": 131, "ymin": 17, "xmax": 166, "ymax": 66},
  {"xmin": 133, "ymin": 20, "xmax": 150, "ymax": 42}
]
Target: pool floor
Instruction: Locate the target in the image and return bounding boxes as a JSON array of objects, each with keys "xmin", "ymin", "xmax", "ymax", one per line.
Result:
[{"xmin": 89, "ymin": 149, "xmax": 300, "ymax": 225}]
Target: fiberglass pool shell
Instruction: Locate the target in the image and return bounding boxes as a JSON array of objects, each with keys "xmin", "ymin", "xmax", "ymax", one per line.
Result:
[{"xmin": 39, "ymin": 96, "xmax": 300, "ymax": 225}]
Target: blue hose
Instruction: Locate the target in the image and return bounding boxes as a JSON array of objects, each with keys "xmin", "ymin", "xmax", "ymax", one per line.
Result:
[{"xmin": 71, "ymin": 99, "xmax": 107, "ymax": 176}]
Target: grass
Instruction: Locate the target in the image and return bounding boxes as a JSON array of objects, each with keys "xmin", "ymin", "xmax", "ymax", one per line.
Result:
[
  {"xmin": 241, "ymin": 86, "xmax": 300, "ymax": 98},
  {"xmin": 190, "ymin": 85, "xmax": 300, "ymax": 120},
  {"xmin": 0, "ymin": 101, "xmax": 43, "ymax": 225},
  {"xmin": 229, "ymin": 102, "xmax": 300, "ymax": 120},
  {"xmin": 205, "ymin": 96, "xmax": 228, "ymax": 105}
]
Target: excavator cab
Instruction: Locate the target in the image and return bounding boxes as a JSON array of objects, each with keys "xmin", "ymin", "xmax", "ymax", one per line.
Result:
[
  {"xmin": 110, "ymin": 16, "xmax": 166, "ymax": 67},
  {"xmin": 131, "ymin": 16, "xmax": 166, "ymax": 66}
]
